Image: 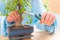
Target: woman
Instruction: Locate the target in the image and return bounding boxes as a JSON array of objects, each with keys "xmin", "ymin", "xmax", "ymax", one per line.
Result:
[{"xmin": 0, "ymin": 0, "xmax": 56, "ymax": 36}]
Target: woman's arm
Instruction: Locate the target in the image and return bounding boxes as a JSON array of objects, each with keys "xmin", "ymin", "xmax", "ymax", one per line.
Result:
[{"xmin": 32, "ymin": 0, "xmax": 57, "ymax": 33}]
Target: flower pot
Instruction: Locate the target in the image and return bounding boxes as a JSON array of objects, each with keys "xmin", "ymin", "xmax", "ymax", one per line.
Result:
[{"xmin": 8, "ymin": 25, "xmax": 33, "ymax": 36}]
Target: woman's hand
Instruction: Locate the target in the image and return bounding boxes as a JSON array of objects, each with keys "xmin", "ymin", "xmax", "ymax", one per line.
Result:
[
  {"xmin": 40, "ymin": 12, "xmax": 56, "ymax": 26},
  {"xmin": 7, "ymin": 11, "xmax": 20, "ymax": 22}
]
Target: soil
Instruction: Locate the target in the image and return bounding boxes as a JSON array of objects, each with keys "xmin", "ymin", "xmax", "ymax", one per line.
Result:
[{"xmin": 9, "ymin": 25, "xmax": 33, "ymax": 29}]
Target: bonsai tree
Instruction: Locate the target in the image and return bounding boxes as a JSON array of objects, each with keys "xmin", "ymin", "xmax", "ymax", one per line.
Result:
[
  {"xmin": 2, "ymin": 0, "xmax": 49, "ymax": 27},
  {"xmin": 2, "ymin": 0, "xmax": 32, "ymax": 27}
]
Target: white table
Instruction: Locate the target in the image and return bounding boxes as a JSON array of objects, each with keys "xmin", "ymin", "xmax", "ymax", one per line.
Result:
[{"xmin": 31, "ymin": 24, "xmax": 60, "ymax": 40}]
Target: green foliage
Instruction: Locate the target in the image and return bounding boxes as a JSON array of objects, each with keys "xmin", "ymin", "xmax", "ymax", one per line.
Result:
[
  {"xmin": 4, "ymin": 0, "xmax": 32, "ymax": 13},
  {"xmin": 4, "ymin": 13, "xmax": 9, "ymax": 16},
  {"xmin": 5, "ymin": 0, "xmax": 18, "ymax": 12},
  {"xmin": 30, "ymin": 17, "xmax": 33, "ymax": 24},
  {"xmin": 3, "ymin": 0, "xmax": 32, "ymax": 24},
  {"xmin": 44, "ymin": 0, "xmax": 50, "ymax": 11},
  {"xmin": 27, "ymin": 15, "xmax": 33, "ymax": 24},
  {"xmin": 26, "ymin": 22, "xmax": 29, "ymax": 24}
]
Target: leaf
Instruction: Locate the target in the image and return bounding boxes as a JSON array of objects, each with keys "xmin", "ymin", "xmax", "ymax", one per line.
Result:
[
  {"xmin": 30, "ymin": 17, "xmax": 33, "ymax": 24},
  {"xmin": 44, "ymin": 0, "xmax": 50, "ymax": 11},
  {"xmin": 26, "ymin": 22, "xmax": 29, "ymax": 24},
  {"xmin": 22, "ymin": 16, "xmax": 24, "ymax": 19},
  {"xmin": 5, "ymin": 14, "xmax": 9, "ymax": 16},
  {"xmin": 27, "ymin": 15, "xmax": 30, "ymax": 18}
]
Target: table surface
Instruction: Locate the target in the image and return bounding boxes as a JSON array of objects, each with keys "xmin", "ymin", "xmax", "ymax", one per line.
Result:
[
  {"xmin": 0, "ymin": 25, "xmax": 60, "ymax": 40},
  {"xmin": 31, "ymin": 25, "xmax": 60, "ymax": 40}
]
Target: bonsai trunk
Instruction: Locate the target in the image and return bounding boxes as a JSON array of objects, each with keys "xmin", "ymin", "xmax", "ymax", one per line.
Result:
[
  {"xmin": 15, "ymin": 13, "xmax": 23, "ymax": 27},
  {"xmin": 15, "ymin": 4, "xmax": 23, "ymax": 28}
]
